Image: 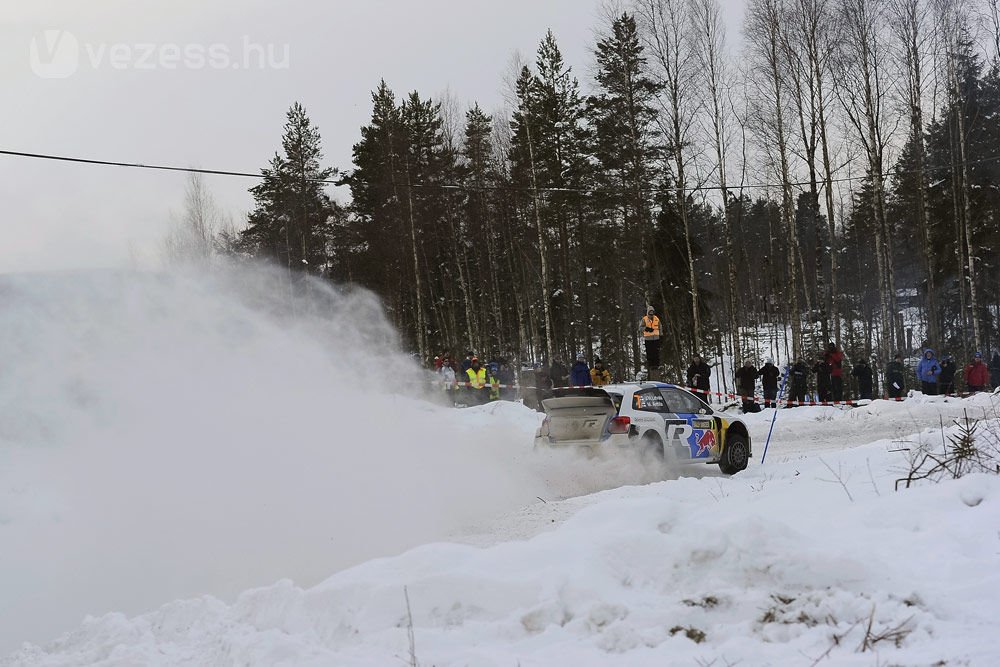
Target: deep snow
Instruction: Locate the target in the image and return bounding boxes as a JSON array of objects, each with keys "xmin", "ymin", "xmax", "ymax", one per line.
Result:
[{"xmin": 3, "ymin": 268, "xmax": 1000, "ymax": 665}]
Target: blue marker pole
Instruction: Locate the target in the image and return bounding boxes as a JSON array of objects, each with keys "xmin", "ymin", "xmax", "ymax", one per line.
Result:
[{"xmin": 761, "ymin": 365, "xmax": 790, "ymax": 464}]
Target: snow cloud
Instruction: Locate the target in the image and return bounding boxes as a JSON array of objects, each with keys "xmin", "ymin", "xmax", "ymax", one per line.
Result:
[{"xmin": 0, "ymin": 265, "xmax": 546, "ymax": 651}]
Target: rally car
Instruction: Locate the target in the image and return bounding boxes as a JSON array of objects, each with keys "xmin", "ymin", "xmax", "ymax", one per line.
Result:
[{"xmin": 533, "ymin": 382, "xmax": 751, "ymax": 475}]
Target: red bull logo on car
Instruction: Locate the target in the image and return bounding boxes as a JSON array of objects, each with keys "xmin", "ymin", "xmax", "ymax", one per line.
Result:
[
  {"xmin": 693, "ymin": 429, "xmax": 716, "ymax": 458},
  {"xmin": 667, "ymin": 423, "xmax": 716, "ymax": 459}
]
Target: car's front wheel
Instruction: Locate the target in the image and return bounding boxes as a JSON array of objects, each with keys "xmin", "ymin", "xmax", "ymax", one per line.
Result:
[{"xmin": 719, "ymin": 432, "xmax": 749, "ymax": 475}]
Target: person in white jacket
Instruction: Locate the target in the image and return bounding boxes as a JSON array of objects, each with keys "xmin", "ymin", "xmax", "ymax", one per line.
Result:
[{"xmin": 438, "ymin": 357, "xmax": 457, "ymax": 404}]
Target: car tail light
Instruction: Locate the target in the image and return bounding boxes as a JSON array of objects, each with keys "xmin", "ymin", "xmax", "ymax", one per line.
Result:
[
  {"xmin": 539, "ymin": 417, "xmax": 550, "ymax": 437},
  {"xmin": 608, "ymin": 416, "xmax": 630, "ymax": 434}
]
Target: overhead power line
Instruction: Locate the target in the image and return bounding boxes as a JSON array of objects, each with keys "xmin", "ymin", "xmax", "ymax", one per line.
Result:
[{"xmin": 2, "ymin": 146, "xmax": 1000, "ymax": 196}]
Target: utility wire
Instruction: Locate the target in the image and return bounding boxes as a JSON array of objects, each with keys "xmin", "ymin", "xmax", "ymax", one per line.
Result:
[{"xmin": 2, "ymin": 146, "xmax": 1000, "ymax": 196}]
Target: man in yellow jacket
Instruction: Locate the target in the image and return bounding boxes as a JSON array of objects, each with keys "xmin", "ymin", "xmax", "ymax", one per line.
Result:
[
  {"xmin": 639, "ymin": 306, "xmax": 663, "ymax": 380},
  {"xmin": 465, "ymin": 356, "xmax": 488, "ymax": 405},
  {"xmin": 590, "ymin": 357, "xmax": 611, "ymax": 386}
]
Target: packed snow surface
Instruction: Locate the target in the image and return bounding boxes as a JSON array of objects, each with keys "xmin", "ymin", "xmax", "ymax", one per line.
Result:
[{"xmin": 3, "ymin": 268, "xmax": 1000, "ymax": 665}]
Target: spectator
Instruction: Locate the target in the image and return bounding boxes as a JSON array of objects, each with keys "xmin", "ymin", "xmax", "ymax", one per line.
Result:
[
  {"xmin": 757, "ymin": 358, "xmax": 781, "ymax": 408},
  {"xmin": 461, "ymin": 351, "xmax": 474, "ymax": 373},
  {"xmin": 497, "ymin": 361, "xmax": 515, "ymax": 401},
  {"xmin": 789, "ymin": 358, "xmax": 810, "ymax": 407},
  {"xmin": 825, "ymin": 342, "xmax": 845, "ymax": 401},
  {"xmin": 965, "ymin": 352, "xmax": 989, "ymax": 392},
  {"xmin": 639, "ymin": 306, "xmax": 663, "ymax": 380},
  {"xmin": 530, "ymin": 362, "xmax": 554, "ymax": 412},
  {"xmin": 465, "ymin": 356, "xmax": 488, "ymax": 405},
  {"xmin": 590, "ymin": 357, "xmax": 611, "ymax": 386},
  {"xmin": 550, "ymin": 358, "xmax": 568, "ymax": 388},
  {"xmin": 686, "ymin": 354, "xmax": 713, "ymax": 398},
  {"xmin": 487, "ymin": 363, "xmax": 501, "ymax": 402},
  {"xmin": 813, "ymin": 356, "xmax": 832, "ymax": 403},
  {"xmin": 916, "ymin": 348, "xmax": 941, "ymax": 395},
  {"xmin": 570, "ymin": 354, "xmax": 591, "ymax": 386},
  {"xmin": 735, "ymin": 360, "xmax": 759, "ymax": 413},
  {"xmin": 939, "ymin": 353, "xmax": 956, "ymax": 395},
  {"xmin": 852, "ymin": 358, "xmax": 874, "ymax": 400},
  {"xmin": 437, "ymin": 354, "xmax": 455, "ymax": 402},
  {"xmin": 991, "ymin": 350, "xmax": 1000, "ymax": 390},
  {"xmin": 887, "ymin": 354, "xmax": 906, "ymax": 399}
]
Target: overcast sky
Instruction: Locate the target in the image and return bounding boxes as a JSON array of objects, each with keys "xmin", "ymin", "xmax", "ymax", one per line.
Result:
[{"xmin": 1, "ymin": 1, "xmax": 745, "ymax": 273}]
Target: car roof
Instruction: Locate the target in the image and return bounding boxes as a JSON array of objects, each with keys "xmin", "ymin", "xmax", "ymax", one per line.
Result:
[{"xmin": 603, "ymin": 381, "xmax": 678, "ymax": 393}]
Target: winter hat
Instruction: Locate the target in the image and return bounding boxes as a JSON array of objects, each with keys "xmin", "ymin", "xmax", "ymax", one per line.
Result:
[
  {"xmin": 975, "ymin": 351, "xmax": 983, "ymax": 358},
  {"xmin": 577, "ymin": 354, "xmax": 586, "ymax": 362},
  {"xmin": 594, "ymin": 356, "xmax": 603, "ymax": 364},
  {"xmin": 647, "ymin": 305, "xmax": 655, "ymax": 314}
]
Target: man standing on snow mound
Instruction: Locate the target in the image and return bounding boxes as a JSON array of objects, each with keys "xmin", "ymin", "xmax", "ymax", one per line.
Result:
[
  {"xmin": 757, "ymin": 358, "xmax": 780, "ymax": 408},
  {"xmin": 991, "ymin": 350, "xmax": 1000, "ymax": 390},
  {"xmin": 825, "ymin": 342, "xmax": 845, "ymax": 401},
  {"xmin": 965, "ymin": 352, "xmax": 989, "ymax": 393},
  {"xmin": 887, "ymin": 353, "xmax": 906, "ymax": 398},
  {"xmin": 639, "ymin": 305, "xmax": 662, "ymax": 380},
  {"xmin": 686, "ymin": 354, "xmax": 713, "ymax": 398},
  {"xmin": 916, "ymin": 348, "xmax": 941, "ymax": 395}
]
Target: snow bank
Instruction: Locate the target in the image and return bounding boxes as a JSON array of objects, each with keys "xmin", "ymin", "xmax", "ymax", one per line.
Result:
[{"xmin": 8, "ymin": 402, "xmax": 1000, "ymax": 666}]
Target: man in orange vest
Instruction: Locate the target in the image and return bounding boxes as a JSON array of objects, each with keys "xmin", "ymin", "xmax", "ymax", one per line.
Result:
[{"xmin": 639, "ymin": 305, "xmax": 663, "ymax": 380}]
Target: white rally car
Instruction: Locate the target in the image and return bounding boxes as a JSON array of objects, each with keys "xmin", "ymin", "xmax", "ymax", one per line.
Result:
[{"xmin": 534, "ymin": 382, "xmax": 751, "ymax": 475}]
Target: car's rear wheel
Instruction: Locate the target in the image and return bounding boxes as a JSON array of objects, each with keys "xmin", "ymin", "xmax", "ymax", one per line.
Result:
[
  {"xmin": 640, "ymin": 432, "xmax": 664, "ymax": 461},
  {"xmin": 719, "ymin": 432, "xmax": 749, "ymax": 475}
]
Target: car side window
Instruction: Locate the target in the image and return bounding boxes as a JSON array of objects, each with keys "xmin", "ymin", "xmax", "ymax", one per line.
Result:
[
  {"xmin": 633, "ymin": 389, "xmax": 669, "ymax": 413},
  {"xmin": 660, "ymin": 388, "xmax": 708, "ymax": 415}
]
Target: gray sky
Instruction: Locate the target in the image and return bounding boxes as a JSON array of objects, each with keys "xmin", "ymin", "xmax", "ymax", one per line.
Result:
[{"xmin": 1, "ymin": 0, "xmax": 745, "ymax": 273}]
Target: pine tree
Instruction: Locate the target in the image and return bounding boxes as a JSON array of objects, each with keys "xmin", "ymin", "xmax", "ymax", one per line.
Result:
[{"xmin": 241, "ymin": 102, "xmax": 335, "ymax": 274}]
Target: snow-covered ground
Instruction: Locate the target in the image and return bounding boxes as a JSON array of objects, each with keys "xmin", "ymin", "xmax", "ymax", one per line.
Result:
[{"xmin": 3, "ymin": 268, "xmax": 1000, "ymax": 666}]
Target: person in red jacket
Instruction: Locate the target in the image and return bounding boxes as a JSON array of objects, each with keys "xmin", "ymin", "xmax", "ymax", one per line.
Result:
[
  {"xmin": 965, "ymin": 351, "xmax": 990, "ymax": 392},
  {"xmin": 825, "ymin": 342, "xmax": 845, "ymax": 401}
]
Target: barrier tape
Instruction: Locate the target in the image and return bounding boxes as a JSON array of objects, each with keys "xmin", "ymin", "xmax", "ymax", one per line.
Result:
[
  {"xmin": 677, "ymin": 384, "xmax": 981, "ymax": 406},
  {"xmin": 433, "ymin": 380, "xmax": 986, "ymax": 406}
]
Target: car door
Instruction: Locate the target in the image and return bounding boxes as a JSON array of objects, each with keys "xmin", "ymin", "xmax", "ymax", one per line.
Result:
[
  {"xmin": 659, "ymin": 387, "xmax": 720, "ymax": 460},
  {"xmin": 628, "ymin": 388, "xmax": 672, "ymax": 442}
]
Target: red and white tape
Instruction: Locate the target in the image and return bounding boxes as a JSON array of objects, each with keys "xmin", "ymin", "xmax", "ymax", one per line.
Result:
[{"xmin": 434, "ymin": 380, "xmax": 985, "ymax": 406}]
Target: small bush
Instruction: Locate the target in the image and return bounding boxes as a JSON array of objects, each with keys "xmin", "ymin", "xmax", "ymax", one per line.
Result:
[{"xmin": 896, "ymin": 411, "xmax": 1000, "ymax": 490}]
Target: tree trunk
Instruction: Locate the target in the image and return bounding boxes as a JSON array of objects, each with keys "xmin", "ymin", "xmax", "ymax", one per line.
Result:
[{"xmin": 403, "ymin": 157, "xmax": 428, "ymax": 362}]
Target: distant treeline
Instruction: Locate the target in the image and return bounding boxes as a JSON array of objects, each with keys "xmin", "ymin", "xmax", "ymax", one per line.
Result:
[{"xmin": 178, "ymin": 0, "xmax": 1000, "ymax": 381}]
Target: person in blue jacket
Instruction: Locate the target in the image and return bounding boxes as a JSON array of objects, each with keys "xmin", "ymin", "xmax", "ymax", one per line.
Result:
[
  {"xmin": 916, "ymin": 348, "xmax": 941, "ymax": 395},
  {"xmin": 569, "ymin": 354, "xmax": 592, "ymax": 387}
]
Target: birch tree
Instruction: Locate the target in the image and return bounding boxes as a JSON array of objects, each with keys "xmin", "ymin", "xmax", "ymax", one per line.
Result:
[{"xmin": 638, "ymin": 0, "xmax": 703, "ymax": 348}]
